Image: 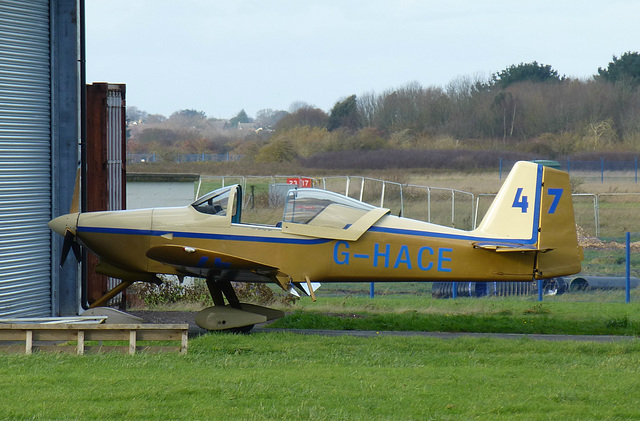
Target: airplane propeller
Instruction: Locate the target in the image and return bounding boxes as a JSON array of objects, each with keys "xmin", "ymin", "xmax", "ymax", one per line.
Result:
[
  {"xmin": 59, "ymin": 229, "xmax": 81, "ymax": 268},
  {"xmin": 52, "ymin": 166, "xmax": 82, "ymax": 268}
]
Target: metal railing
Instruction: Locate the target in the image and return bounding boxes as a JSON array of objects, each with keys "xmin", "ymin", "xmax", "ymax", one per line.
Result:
[{"xmin": 196, "ymin": 174, "xmax": 476, "ymax": 230}]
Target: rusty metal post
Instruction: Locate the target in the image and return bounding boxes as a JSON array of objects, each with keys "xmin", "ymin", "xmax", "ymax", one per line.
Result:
[{"xmin": 85, "ymin": 83, "xmax": 127, "ymax": 308}]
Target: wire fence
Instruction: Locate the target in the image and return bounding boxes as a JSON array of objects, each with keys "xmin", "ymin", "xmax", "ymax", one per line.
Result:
[
  {"xmin": 475, "ymin": 192, "xmax": 640, "ymax": 239},
  {"xmin": 501, "ymin": 158, "xmax": 640, "ymax": 182},
  {"xmin": 328, "ymin": 233, "xmax": 640, "ymax": 304},
  {"xmin": 128, "ymin": 171, "xmax": 640, "ymax": 303},
  {"xmin": 128, "ymin": 154, "xmax": 640, "ymax": 184},
  {"xmin": 429, "ymin": 232, "xmax": 640, "ymax": 304},
  {"xmin": 196, "ymin": 174, "xmax": 640, "ymax": 237},
  {"xmin": 195, "ymin": 174, "xmax": 477, "ymax": 230},
  {"xmin": 128, "ymin": 153, "xmax": 242, "ymax": 163}
]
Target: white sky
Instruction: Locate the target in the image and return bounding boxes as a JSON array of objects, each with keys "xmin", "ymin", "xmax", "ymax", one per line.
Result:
[{"xmin": 86, "ymin": 0, "xmax": 640, "ymax": 120}]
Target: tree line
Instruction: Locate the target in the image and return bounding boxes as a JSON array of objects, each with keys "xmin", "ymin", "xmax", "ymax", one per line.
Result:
[{"xmin": 128, "ymin": 52, "xmax": 640, "ymax": 166}]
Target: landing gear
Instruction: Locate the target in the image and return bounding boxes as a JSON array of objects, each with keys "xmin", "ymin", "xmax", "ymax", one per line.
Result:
[{"xmin": 196, "ymin": 271, "xmax": 284, "ymax": 332}]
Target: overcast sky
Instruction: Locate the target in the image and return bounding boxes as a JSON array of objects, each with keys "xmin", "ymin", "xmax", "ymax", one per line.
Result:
[{"xmin": 85, "ymin": 0, "xmax": 639, "ymax": 120}]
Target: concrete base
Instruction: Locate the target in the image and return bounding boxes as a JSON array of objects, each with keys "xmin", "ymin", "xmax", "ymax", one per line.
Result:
[{"xmin": 81, "ymin": 307, "xmax": 144, "ymax": 324}]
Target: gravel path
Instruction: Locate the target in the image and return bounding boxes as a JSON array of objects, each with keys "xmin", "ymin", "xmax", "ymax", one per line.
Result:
[{"xmin": 127, "ymin": 310, "xmax": 208, "ymax": 336}]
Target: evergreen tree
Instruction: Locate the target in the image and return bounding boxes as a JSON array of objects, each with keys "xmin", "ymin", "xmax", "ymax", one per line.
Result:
[
  {"xmin": 229, "ymin": 109, "xmax": 251, "ymax": 127},
  {"xmin": 327, "ymin": 94, "xmax": 360, "ymax": 132},
  {"xmin": 491, "ymin": 61, "xmax": 564, "ymax": 88},
  {"xmin": 597, "ymin": 52, "xmax": 640, "ymax": 86}
]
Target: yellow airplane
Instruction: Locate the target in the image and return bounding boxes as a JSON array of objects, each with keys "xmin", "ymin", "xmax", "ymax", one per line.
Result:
[{"xmin": 49, "ymin": 161, "xmax": 582, "ymax": 331}]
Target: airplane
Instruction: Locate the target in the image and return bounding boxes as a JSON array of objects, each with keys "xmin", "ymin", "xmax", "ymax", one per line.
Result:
[{"xmin": 49, "ymin": 161, "xmax": 583, "ymax": 331}]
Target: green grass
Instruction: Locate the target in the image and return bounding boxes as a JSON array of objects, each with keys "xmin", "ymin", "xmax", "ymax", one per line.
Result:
[
  {"xmin": 581, "ymin": 248, "xmax": 631, "ymax": 276},
  {"xmin": 269, "ymin": 296, "xmax": 640, "ymax": 336},
  {"xmin": 1, "ymin": 333, "xmax": 640, "ymax": 420}
]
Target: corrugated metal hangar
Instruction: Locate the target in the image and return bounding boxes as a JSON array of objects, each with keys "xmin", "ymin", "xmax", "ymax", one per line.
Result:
[{"xmin": 0, "ymin": 0, "xmax": 81, "ymax": 317}]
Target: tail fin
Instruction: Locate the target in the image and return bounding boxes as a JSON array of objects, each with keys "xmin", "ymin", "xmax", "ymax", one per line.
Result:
[
  {"xmin": 474, "ymin": 161, "xmax": 582, "ymax": 278},
  {"xmin": 536, "ymin": 164, "xmax": 583, "ymax": 277}
]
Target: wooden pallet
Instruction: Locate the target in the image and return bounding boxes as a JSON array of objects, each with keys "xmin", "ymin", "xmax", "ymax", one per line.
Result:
[{"xmin": 0, "ymin": 323, "xmax": 189, "ymax": 355}]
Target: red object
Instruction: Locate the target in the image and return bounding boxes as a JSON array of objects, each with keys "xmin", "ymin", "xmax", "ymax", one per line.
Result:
[{"xmin": 286, "ymin": 177, "xmax": 313, "ymax": 188}]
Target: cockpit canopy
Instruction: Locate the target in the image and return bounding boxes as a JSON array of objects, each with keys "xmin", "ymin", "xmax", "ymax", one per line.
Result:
[
  {"xmin": 283, "ymin": 188, "xmax": 376, "ymax": 229},
  {"xmin": 192, "ymin": 184, "xmax": 389, "ymax": 240},
  {"xmin": 192, "ymin": 185, "xmax": 241, "ymax": 223},
  {"xmin": 192, "ymin": 187, "xmax": 232, "ymax": 216},
  {"xmin": 281, "ymin": 188, "xmax": 389, "ymax": 241}
]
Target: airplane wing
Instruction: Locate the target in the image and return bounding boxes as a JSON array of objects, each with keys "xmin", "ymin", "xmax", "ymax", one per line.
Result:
[
  {"xmin": 146, "ymin": 245, "xmax": 310, "ymax": 296},
  {"xmin": 146, "ymin": 245, "xmax": 278, "ymax": 272}
]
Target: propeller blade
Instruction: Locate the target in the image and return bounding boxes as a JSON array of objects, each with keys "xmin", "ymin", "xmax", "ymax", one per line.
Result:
[
  {"xmin": 69, "ymin": 167, "xmax": 81, "ymax": 214},
  {"xmin": 60, "ymin": 229, "xmax": 81, "ymax": 268}
]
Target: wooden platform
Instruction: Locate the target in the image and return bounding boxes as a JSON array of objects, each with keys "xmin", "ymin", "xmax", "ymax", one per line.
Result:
[{"xmin": 0, "ymin": 323, "xmax": 188, "ymax": 355}]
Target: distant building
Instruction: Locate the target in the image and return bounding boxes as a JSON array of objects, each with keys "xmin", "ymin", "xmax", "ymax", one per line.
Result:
[
  {"xmin": 210, "ymin": 120, "xmax": 229, "ymax": 131},
  {"xmin": 237, "ymin": 122, "xmax": 258, "ymax": 132}
]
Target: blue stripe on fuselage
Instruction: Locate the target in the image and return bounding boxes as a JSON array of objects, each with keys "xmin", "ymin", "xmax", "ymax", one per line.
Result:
[
  {"xmin": 76, "ymin": 165, "xmax": 543, "ymax": 247},
  {"xmin": 76, "ymin": 226, "xmax": 331, "ymax": 245}
]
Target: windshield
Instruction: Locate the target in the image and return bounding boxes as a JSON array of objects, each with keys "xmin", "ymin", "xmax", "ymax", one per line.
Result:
[{"xmin": 192, "ymin": 186, "xmax": 233, "ymax": 216}]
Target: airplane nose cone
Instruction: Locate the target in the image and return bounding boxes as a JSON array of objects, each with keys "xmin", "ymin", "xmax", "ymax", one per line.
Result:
[{"xmin": 48, "ymin": 213, "xmax": 80, "ymax": 236}]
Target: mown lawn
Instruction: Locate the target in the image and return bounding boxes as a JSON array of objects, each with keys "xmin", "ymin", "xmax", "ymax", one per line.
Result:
[
  {"xmin": 1, "ymin": 332, "xmax": 639, "ymax": 420},
  {"xmin": 268, "ymin": 295, "xmax": 640, "ymax": 336}
]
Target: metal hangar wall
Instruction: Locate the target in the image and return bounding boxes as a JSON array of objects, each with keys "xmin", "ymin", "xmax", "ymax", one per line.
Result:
[{"xmin": 0, "ymin": 0, "xmax": 81, "ymax": 316}]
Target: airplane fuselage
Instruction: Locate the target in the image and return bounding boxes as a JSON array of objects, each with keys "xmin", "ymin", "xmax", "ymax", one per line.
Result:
[
  {"xmin": 49, "ymin": 162, "xmax": 582, "ymax": 330},
  {"xmin": 73, "ymin": 206, "xmax": 536, "ymax": 284}
]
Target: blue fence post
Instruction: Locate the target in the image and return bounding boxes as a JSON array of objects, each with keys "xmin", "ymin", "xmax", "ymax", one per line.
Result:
[
  {"xmin": 567, "ymin": 157, "xmax": 570, "ymax": 174},
  {"xmin": 452, "ymin": 281, "xmax": 458, "ymax": 299},
  {"xmin": 601, "ymin": 157, "xmax": 604, "ymax": 183},
  {"xmin": 635, "ymin": 157, "xmax": 638, "ymax": 183},
  {"xmin": 369, "ymin": 282, "xmax": 375, "ymax": 299},
  {"xmin": 626, "ymin": 232, "xmax": 631, "ymax": 303},
  {"xmin": 499, "ymin": 157, "xmax": 503, "ymax": 180},
  {"xmin": 538, "ymin": 279, "xmax": 543, "ymax": 302}
]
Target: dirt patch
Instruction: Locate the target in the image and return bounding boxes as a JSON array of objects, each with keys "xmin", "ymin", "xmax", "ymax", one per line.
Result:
[
  {"xmin": 577, "ymin": 225, "xmax": 640, "ymax": 251},
  {"xmin": 128, "ymin": 310, "xmax": 198, "ymax": 327},
  {"xmin": 326, "ymin": 312, "xmax": 368, "ymax": 319}
]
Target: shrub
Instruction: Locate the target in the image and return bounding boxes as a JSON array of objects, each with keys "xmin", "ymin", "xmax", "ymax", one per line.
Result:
[
  {"xmin": 300, "ymin": 149, "xmax": 529, "ymax": 170},
  {"xmin": 233, "ymin": 282, "xmax": 299, "ymax": 306},
  {"xmin": 255, "ymin": 139, "xmax": 298, "ymax": 163},
  {"xmin": 128, "ymin": 277, "xmax": 298, "ymax": 309},
  {"xmin": 128, "ymin": 277, "xmax": 211, "ymax": 308}
]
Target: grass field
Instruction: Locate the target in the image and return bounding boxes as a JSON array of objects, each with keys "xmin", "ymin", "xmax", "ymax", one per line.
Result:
[
  {"xmin": 5, "ymin": 297, "xmax": 640, "ymax": 419},
  {"xmin": 1, "ymin": 331, "xmax": 639, "ymax": 420},
  {"xmin": 27, "ymin": 166, "xmax": 637, "ymax": 419},
  {"xmin": 268, "ymin": 295, "xmax": 640, "ymax": 336}
]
